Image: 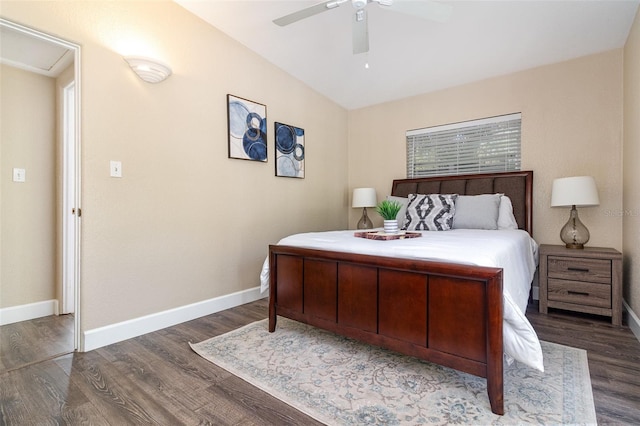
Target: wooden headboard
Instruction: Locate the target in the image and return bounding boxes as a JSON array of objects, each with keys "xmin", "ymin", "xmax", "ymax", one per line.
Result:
[{"xmin": 391, "ymin": 170, "xmax": 533, "ymax": 235}]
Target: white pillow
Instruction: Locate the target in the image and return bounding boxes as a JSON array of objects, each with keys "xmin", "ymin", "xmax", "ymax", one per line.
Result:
[
  {"xmin": 452, "ymin": 194, "xmax": 501, "ymax": 230},
  {"xmin": 386, "ymin": 195, "xmax": 408, "ymax": 228},
  {"xmin": 498, "ymin": 195, "xmax": 519, "ymax": 230}
]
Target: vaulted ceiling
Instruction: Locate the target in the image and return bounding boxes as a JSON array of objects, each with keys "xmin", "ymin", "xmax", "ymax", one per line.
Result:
[{"xmin": 176, "ymin": 0, "xmax": 639, "ymax": 110}]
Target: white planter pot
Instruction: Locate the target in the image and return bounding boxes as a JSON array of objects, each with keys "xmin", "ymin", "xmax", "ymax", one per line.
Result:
[{"xmin": 383, "ymin": 220, "xmax": 399, "ymax": 234}]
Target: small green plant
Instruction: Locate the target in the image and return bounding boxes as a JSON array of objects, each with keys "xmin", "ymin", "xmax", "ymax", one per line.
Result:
[{"xmin": 376, "ymin": 200, "xmax": 402, "ymax": 220}]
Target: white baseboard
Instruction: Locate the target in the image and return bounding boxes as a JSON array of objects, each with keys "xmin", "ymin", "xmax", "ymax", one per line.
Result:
[
  {"xmin": 82, "ymin": 286, "xmax": 265, "ymax": 352},
  {"xmin": 624, "ymin": 300, "xmax": 640, "ymax": 343},
  {"xmin": 0, "ymin": 299, "xmax": 58, "ymax": 326}
]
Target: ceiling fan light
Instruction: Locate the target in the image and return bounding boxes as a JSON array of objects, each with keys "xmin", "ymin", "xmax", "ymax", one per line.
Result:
[{"xmin": 352, "ymin": 0, "xmax": 367, "ymax": 9}]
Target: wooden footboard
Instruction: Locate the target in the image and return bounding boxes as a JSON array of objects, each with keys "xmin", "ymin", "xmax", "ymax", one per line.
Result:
[{"xmin": 268, "ymin": 244, "xmax": 505, "ymax": 415}]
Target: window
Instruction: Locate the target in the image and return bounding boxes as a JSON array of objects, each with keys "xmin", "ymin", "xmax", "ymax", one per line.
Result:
[{"xmin": 406, "ymin": 113, "xmax": 521, "ymax": 178}]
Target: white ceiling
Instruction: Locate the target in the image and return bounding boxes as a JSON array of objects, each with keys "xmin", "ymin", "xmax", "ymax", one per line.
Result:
[
  {"xmin": 0, "ymin": 24, "xmax": 73, "ymax": 77},
  {"xmin": 176, "ymin": 0, "xmax": 639, "ymax": 110}
]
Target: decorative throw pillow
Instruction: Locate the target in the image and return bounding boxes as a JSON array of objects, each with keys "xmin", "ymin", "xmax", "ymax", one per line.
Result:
[
  {"xmin": 386, "ymin": 195, "xmax": 408, "ymax": 229},
  {"xmin": 452, "ymin": 194, "xmax": 502, "ymax": 230},
  {"xmin": 403, "ymin": 194, "xmax": 458, "ymax": 231},
  {"xmin": 498, "ymin": 195, "xmax": 519, "ymax": 230}
]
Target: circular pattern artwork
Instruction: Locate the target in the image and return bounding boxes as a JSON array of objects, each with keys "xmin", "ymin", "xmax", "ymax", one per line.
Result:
[
  {"xmin": 275, "ymin": 122, "xmax": 305, "ymax": 178},
  {"xmin": 227, "ymin": 95, "xmax": 267, "ymax": 162}
]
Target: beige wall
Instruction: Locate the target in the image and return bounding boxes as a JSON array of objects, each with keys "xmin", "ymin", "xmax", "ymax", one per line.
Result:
[
  {"xmin": 624, "ymin": 8, "xmax": 640, "ymax": 318},
  {"xmin": 0, "ymin": 64, "xmax": 57, "ymax": 308},
  {"xmin": 348, "ymin": 50, "xmax": 624, "ymax": 253},
  {"xmin": 1, "ymin": 1, "xmax": 348, "ymax": 331}
]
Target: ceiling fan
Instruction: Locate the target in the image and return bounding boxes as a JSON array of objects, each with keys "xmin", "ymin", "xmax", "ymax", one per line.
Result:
[{"xmin": 273, "ymin": 0, "xmax": 452, "ymax": 55}]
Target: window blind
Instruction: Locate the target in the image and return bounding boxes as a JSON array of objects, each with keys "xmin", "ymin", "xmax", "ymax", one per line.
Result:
[{"xmin": 406, "ymin": 113, "xmax": 521, "ymax": 178}]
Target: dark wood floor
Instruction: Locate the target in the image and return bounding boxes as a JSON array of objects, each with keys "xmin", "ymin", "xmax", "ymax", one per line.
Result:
[
  {"xmin": 1, "ymin": 298, "xmax": 639, "ymax": 425},
  {"xmin": 526, "ymin": 302, "xmax": 640, "ymax": 425},
  {"xmin": 0, "ymin": 314, "xmax": 74, "ymax": 374}
]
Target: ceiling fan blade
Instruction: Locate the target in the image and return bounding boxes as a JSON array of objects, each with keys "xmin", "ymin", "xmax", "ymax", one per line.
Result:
[
  {"xmin": 273, "ymin": 0, "xmax": 346, "ymax": 26},
  {"xmin": 384, "ymin": 0, "xmax": 453, "ymax": 23},
  {"xmin": 352, "ymin": 8, "xmax": 369, "ymax": 54}
]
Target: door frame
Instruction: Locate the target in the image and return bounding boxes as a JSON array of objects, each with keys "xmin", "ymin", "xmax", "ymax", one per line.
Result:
[
  {"xmin": 62, "ymin": 80, "xmax": 76, "ymax": 316},
  {"xmin": 1, "ymin": 18, "xmax": 82, "ymax": 351}
]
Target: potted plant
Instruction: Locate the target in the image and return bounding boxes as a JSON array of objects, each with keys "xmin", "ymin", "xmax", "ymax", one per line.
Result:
[{"xmin": 376, "ymin": 200, "xmax": 403, "ymax": 234}]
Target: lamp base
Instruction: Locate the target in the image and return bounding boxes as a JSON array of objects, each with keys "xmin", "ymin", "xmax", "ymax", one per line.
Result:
[
  {"xmin": 565, "ymin": 243, "xmax": 585, "ymax": 250},
  {"xmin": 357, "ymin": 207, "xmax": 374, "ymax": 229},
  {"xmin": 560, "ymin": 205, "xmax": 589, "ymax": 249}
]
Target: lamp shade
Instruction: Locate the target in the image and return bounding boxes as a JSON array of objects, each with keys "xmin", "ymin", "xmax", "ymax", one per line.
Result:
[
  {"xmin": 352, "ymin": 188, "xmax": 377, "ymax": 208},
  {"xmin": 551, "ymin": 176, "xmax": 599, "ymax": 207}
]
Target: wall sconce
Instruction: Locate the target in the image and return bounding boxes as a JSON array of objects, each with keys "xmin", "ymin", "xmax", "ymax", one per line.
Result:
[
  {"xmin": 551, "ymin": 176, "xmax": 600, "ymax": 249},
  {"xmin": 124, "ymin": 56, "xmax": 172, "ymax": 83},
  {"xmin": 352, "ymin": 187, "xmax": 377, "ymax": 229}
]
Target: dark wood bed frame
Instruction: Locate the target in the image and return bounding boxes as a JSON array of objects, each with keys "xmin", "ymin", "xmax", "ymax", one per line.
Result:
[{"xmin": 268, "ymin": 170, "xmax": 533, "ymax": 415}]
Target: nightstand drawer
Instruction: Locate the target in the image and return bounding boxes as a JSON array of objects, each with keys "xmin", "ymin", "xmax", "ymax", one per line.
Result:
[
  {"xmin": 547, "ymin": 256, "xmax": 611, "ymax": 284},
  {"xmin": 539, "ymin": 245, "xmax": 622, "ymax": 326},
  {"xmin": 548, "ymin": 278, "xmax": 611, "ymax": 308}
]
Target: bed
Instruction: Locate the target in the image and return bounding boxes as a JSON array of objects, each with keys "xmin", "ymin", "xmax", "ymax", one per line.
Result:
[{"xmin": 262, "ymin": 170, "xmax": 541, "ymax": 415}]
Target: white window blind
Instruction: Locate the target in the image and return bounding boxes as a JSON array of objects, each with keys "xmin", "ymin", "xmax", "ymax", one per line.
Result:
[{"xmin": 406, "ymin": 113, "xmax": 521, "ymax": 178}]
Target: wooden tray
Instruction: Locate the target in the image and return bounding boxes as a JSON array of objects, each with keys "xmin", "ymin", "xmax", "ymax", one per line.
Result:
[{"xmin": 354, "ymin": 230, "xmax": 422, "ymax": 240}]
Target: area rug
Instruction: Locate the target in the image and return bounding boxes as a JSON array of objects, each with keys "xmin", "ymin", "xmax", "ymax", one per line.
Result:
[{"xmin": 190, "ymin": 318, "xmax": 596, "ymax": 425}]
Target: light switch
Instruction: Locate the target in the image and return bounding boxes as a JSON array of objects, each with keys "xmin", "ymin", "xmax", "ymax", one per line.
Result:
[
  {"xmin": 110, "ymin": 161, "xmax": 122, "ymax": 178},
  {"xmin": 12, "ymin": 168, "xmax": 26, "ymax": 182}
]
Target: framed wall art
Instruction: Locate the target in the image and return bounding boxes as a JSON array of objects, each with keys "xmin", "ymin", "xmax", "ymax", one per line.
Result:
[
  {"xmin": 275, "ymin": 122, "xmax": 305, "ymax": 178},
  {"xmin": 227, "ymin": 94, "xmax": 267, "ymax": 162}
]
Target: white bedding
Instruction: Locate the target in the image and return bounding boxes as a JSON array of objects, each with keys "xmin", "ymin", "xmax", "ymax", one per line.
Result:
[{"xmin": 260, "ymin": 228, "xmax": 544, "ymax": 372}]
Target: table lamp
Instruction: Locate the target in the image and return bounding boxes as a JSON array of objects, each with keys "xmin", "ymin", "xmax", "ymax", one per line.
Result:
[
  {"xmin": 551, "ymin": 176, "xmax": 600, "ymax": 249},
  {"xmin": 352, "ymin": 188, "xmax": 377, "ymax": 229}
]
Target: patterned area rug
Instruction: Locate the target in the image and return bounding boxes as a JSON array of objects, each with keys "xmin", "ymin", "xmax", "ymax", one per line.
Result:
[{"xmin": 190, "ymin": 317, "xmax": 596, "ymax": 425}]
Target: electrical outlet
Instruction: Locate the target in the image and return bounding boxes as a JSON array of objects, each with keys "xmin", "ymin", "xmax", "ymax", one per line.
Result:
[
  {"xmin": 12, "ymin": 168, "xmax": 26, "ymax": 182},
  {"xmin": 110, "ymin": 161, "xmax": 122, "ymax": 178}
]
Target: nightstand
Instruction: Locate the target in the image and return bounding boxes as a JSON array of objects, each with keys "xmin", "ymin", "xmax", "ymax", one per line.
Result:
[{"xmin": 539, "ymin": 244, "xmax": 622, "ymax": 326}]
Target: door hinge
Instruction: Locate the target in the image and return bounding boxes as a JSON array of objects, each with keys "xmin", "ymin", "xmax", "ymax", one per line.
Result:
[{"xmin": 72, "ymin": 207, "xmax": 82, "ymax": 217}]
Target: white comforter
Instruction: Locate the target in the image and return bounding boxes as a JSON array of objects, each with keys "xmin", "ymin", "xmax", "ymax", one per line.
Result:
[{"xmin": 260, "ymin": 229, "xmax": 544, "ymax": 372}]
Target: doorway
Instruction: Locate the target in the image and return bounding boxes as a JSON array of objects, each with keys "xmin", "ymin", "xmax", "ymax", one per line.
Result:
[{"xmin": 0, "ymin": 18, "xmax": 81, "ymax": 372}]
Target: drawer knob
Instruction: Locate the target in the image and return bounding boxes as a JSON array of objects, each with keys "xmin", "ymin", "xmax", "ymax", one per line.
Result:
[{"xmin": 567, "ymin": 267, "xmax": 589, "ymax": 272}]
